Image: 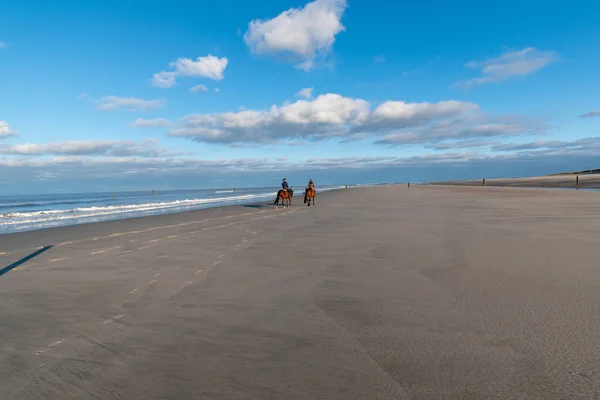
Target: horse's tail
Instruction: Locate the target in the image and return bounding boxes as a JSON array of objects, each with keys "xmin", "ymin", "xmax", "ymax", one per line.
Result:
[{"xmin": 273, "ymin": 193, "xmax": 279, "ymax": 205}]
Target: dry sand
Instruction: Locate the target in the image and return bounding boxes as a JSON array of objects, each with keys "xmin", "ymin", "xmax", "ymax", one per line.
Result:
[{"xmin": 2, "ymin": 185, "xmax": 600, "ymax": 399}]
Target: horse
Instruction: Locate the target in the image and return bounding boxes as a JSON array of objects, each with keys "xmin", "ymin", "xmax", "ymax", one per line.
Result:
[
  {"xmin": 304, "ymin": 187, "xmax": 316, "ymax": 206},
  {"xmin": 274, "ymin": 188, "xmax": 293, "ymax": 207}
]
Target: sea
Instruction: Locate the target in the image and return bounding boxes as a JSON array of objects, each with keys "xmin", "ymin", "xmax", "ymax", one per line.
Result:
[{"xmin": 0, "ymin": 185, "xmax": 356, "ymax": 234}]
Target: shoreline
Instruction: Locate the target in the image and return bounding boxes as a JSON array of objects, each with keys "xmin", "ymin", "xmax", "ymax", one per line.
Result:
[
  {"xmin": 0, "ymin": 189, "xmax": 341, "ymax": 248},
  {"xmin": 0, "ymin": 186, "xmax": 353, "ymax": 236}
]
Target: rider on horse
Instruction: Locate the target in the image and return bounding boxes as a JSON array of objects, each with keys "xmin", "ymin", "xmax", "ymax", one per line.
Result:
[
  {"xmin": 282, "ymin": 178, "xmax": 292, "ymax": 195},
  {"xmin": 306, "ymin": 179, "xmax": 314, "ymax": 191}
]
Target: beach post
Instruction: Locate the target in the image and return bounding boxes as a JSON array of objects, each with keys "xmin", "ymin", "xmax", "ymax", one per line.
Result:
[
  {"xmin": 408, "ymin": 182, "xmax": 410, "ymax": 188},
  {"xmin": 152, "ymin": 190, "xmax": 155, "ymax": 196},
  {"xmin": 345, "ymin": 185, "xmax": 348, "ymax": 190},
  {"xmin": 576, "ymin": 175, "xmax": 579, "ymax": 189},
  {"xmin": 482, "ymin": 179, "xmax": 486, "ymax": 187}
]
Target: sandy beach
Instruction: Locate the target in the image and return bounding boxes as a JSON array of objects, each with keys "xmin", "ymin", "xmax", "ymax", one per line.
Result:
[{"xmin": 3, "ymin": 185, "xmax": 600, "ymax": 399}]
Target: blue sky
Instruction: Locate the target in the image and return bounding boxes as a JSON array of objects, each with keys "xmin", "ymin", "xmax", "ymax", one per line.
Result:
[{"xmin": 1, "ymin": 0, "xmax": 600, "ymax": 194}]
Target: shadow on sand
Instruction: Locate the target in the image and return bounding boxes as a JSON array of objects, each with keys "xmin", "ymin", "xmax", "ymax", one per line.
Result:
[{"xmin": 0, "ymin": 246, "xmax": 53, "ymax": 278}]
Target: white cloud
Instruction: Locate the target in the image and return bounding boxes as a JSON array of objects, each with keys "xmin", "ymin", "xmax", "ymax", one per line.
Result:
[
  {"xmin": 214, "ymin": 88, "xmax": 221, "ymax": 93},
  {"xmin": 164, "ymin": 94, "xmax": 524, "ymax": 146},
  {"xmin": 244, "ymin": 0, "xmax": 347, "ymax": 71},
  {"xmin": 296, "ymin": 87, "xmax": 314, "ymax": 99},
  {"xmin": 580, "ymin": 109, "xmax": 600, "ymax": 118},
  {"xmin": 130, "ymin": 118, "xmax": 174, "ymax": 128},
  {"xmin": 189, "ymin": 84, "xmax": 208, "ymax": 93},
  {"xmin": 0, "ymin": 41, "xmax": 8, "ymax": 49},
  {"xmin": 151, "ymin": 55, "xmax": 228, "ymax": 88},
  {"xmin": 151, "ymin": 71, "xmax": 177, "ymax": 88},
  {"xmin": 0, "ymin": 139, "xmax": 182, "ymax": 157},
  {"xmin": 119, "ymin": 92, "xmax": 540, "ymax": 147},
  {"xmin": 362, "ymin": 100, "xmax": 479, "ymax": 131},
  {"xmin": 96, "ymin": 96, "xmax": 166, "ymax": 111},
  {"xmin": 168, "ymin": 93, "xmax": 371, "ymax": 144},
  {"xmin": 0, "ymin": 121, "xmax": 17, "ymax": 138},
  {"xmin": 457, "ymin": 47, "xmax": 558, "ymax": 88},
  {"xmin": 171, "ymin": 55, "xmax": 228, "ymax": 80}
]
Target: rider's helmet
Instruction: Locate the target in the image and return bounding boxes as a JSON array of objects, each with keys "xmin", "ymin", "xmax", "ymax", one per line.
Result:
[
  {"xmin": 283, "ymin": 178, "xmax": 286, "ymax": 181},
  {"xmin": 309, "ymin": 179, "xmax": 313, "ymax": 183}
]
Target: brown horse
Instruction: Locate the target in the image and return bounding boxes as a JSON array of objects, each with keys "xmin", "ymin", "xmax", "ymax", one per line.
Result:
[
  {"xmin": 304, "ymin": 187, "xmax": 316, "ymax": 206},
  {"xmin": 274, "ymin": 188, "xmax": 293, "ymax": 207}
]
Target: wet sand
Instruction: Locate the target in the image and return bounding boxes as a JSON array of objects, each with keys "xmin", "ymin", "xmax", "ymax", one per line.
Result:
[{"xmin": 2, "ymin": 185, "xmax": 600, "ymax": 399}]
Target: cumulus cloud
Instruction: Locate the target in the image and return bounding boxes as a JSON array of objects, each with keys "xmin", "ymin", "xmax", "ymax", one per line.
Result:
[
  {"xmin": 96, "ymin": 96, "xmax": 166, "ymax": 111},
  {"xmin": 189, "ymin": 84, "xmax": 208, "ymax": 93},
  {"xmin": 360, "ymin": 100, "xmax": 479, "ymax": 132},
  {"xmin": 0, "ymin": 121, "xmax": 18, "ymax": 138},
  {"xmin": 165, "ymin": 94, "xmax": 498, "ymax": 145},
  {"xmin": 244, "ymin": 0, "xmax": 347, "ymax": 71},
  {"xmin": 151, "ymin": 55, "xmax": 228, "ymax": 88},
  {"xmin": 457, "ymin": 47, "xmax": 558, "ymax": 88},
  {"xmin": 168, "ymin": 93, "xmax": 371, "ymax": 144},
  {"xmin": 130, "ymin": 118, "xmax": 174, "ymax": 128},
  {"xmin": 151, "ymin": 71, "xmax": 177, "ymax": 88},
  {"xmin": 296, "ymin": 87, "xmax": 314, "ymax": 99},
  {"xmin": 580, "ymin": 109, "xmax": 600, "ymax": 118},
  {"xmin": 0, "ymin": 139, "xmax": 182, "ymax": 157}
]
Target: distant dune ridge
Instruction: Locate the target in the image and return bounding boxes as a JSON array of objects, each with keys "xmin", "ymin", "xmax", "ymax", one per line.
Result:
[{"xmin": 431, "ymin": 170, "xmax": 600, "ymax": 189}]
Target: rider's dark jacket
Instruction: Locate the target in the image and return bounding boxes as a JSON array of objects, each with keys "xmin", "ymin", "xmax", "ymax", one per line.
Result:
[{"xmin": 282, "ymin": 181, "xmax": 289, "ymax": 190}]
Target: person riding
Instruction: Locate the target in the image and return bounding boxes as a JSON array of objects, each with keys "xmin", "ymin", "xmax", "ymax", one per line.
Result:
[
  {"xmin": 282, "ymin": 178, "xmax": 292, "ymax": 195},
  {"xmin": 307, "ymin": 179, "xmax": 315, "ymax": 191}
]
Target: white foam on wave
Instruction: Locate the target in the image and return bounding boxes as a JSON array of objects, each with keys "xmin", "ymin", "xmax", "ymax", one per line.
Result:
[
  {"xmin": 0, "ymin": 185, "xmax": 355, "ymax": 233},
  {"xmin": 0, "ymin": 193, "xmax": 276, "ymax": 228}
]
